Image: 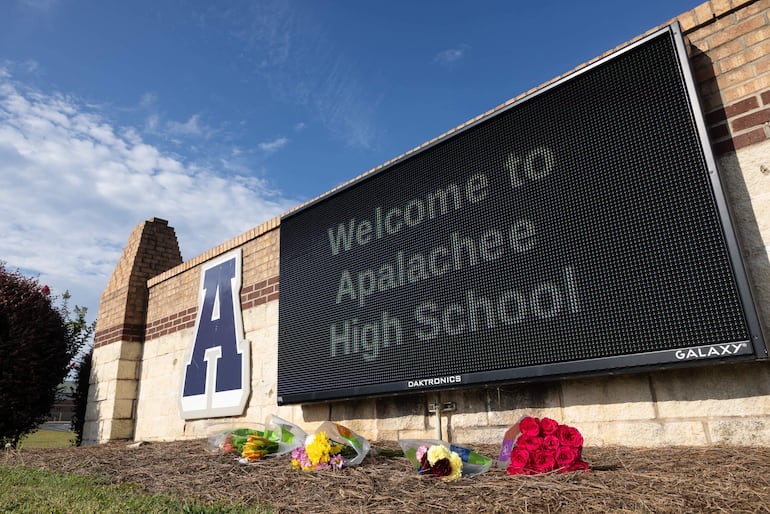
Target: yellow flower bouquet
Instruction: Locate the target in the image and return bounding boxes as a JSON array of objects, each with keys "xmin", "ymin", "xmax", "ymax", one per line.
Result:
[{"xmin": 290, "ymin": 421, "xmax": 370, "ymax": 471}]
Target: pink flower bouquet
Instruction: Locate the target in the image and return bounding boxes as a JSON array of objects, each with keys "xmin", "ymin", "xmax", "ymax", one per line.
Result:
[{"xmin": 399, "ymin": 438, "xmax": 492, "ymax": 481}]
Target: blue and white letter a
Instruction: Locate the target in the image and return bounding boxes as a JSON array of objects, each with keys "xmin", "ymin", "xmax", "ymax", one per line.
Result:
[{"xmin": 180, "ymin": 249, "xmax": 250, "ymax": 419}]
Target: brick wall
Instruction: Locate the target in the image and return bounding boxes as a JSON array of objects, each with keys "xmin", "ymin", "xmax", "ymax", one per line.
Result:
[
  {"xmin": 94, "ymin": 217, "xmax": 182, "ymax": 348},
  {"xmin": 681, "ymin": 0, "xmax": 770, "ymax": 154}
]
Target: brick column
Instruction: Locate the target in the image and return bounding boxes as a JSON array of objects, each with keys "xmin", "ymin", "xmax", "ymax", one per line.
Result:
[{"xmin": 83, "ymin": 218, "xmax": 182, "ymax": 444}]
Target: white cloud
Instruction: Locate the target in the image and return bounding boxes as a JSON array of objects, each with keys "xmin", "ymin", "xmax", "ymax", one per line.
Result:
[
  {"xmin": 434, "ymin": 46, "xmax": 469, "ymax": 65},
  {"xmin": 166, "ymin": 113, "xmax": 208, "ymax": 137},
  {"xmin": 258, "ymin": 136, "xmax": 288, "ymax": 154},
  {"xmin": 142, "ymin": 112, "xmax": 217, "ymax": 142},
  {"xmin": 144, "ymin": 113, "xmax": 160, "ymax": 132},
  {"xmin": 23, "ymin": 60, "xmax": 40, "ymax": 73},
  {"xmin": 0, "ymin": 74, "xmax": 295, "ymax": 321},
  {"xmin": 139, "ymin": 92, "xmax": 158, "ymax": 108},
  {"xmin": 218, "ymin": 1, "xmax": 381, "ymax": 149},
  {"xmin": 17, "ymin": 0, "xmax": 59, "ymax": 11}
]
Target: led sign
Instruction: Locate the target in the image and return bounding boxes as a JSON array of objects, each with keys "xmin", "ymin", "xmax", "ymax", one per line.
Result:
[{"xmin": 277, "ymin": 24, "xmax": 767, "ymax": 404}]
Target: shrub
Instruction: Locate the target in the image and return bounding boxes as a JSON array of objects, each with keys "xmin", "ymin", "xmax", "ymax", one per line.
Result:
[
  {"xmin": 0, "ymin": 263, "xmax": 74, "ymax": 447},
  {"xmin": 70, "ymin": 346, "xmax": 93, "ymax": 445}
]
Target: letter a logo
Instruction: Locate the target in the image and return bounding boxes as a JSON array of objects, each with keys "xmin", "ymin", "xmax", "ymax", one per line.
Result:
[{"xmin": 180, "ymin": 249, "xmax": 250, "ymax": 419}]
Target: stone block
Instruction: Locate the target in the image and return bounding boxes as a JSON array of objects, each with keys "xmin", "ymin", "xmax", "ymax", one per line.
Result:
[
  {"xmin": 136, "ymin": 415, "xmax": 184, "ymax": 441},
  {"xmin": 242, "ymin": 303, "xmax": 262, "ymax": 331},
  {"xmin": 81, "ymin": 424, "xmax": 99, "ymax": 444},
  {"xmin": 142, "ymin": 342, "xmax": 161, "ymax": 365},
  {"xmin": 106, "ymin": 418, "xmax": 135, "ymax": 440},
  {"xmin": 142, "ymin": 353, "xmax": 179, "ymax": 383},
  {"xmin": 156, "ymin": 335, "xmax": 179, "ymax": 360},
  {"xmin": 562, "ymin": 375, "xmax": 655, "ymax": 422},
  {"xmin": 451, "ymin": 426, "xmax": 507, "ymax": 446},
  {"xmin": 91, "ymin": 380, "xmax": 110, "ymax": 402},
  {"xmin": 375, "ymin": 429, "xmax": 400, "ymax": 442},
  {"xmin": 708, "ymin": 417, "xmax": 770, "ymax": 444},
  {"xmin": 487, "ymin": 382, "xmax": 562, "ymax": 425},
  {"xmin": 114, "ymin": 379, "xmax": 138, "ymax": 400},
  {"xmin": 301, "ymin": 403, "xmax": 331, "ymax": 423},
  {"xmin": 258, "ymin": 358, "xmax": 278, "ymax": 384},
  {"xmin": 116, "ymin": 359, "xmax": 139, "ymax": 380},
  {"xmin": 120, "ymin": 340, "xmax": 143, "ymax": 361},
  {"xmin": 397, "ymin": 428, "xmax": 436, "ymax": 440},
  {"xmin": 250, "ymin": 329, "xmax": 277, "ymax": 359},
  {"xmin": 441, "ymin": 389, "xmax": 489, "ymax": 428},
  {"xmin": 135, "ymin": 386, "xmax": 164, "ymax": 419},
  {"xmin": 141, "ymin": 338, "xmax": 159, "ymax": 360},
  {"xmin": 330, "ymin": 400, "xmax": 376, "ymax": 430},
  {"xmin": 653, "ymin": 364, "xmax": 770, "ymax": 417},
  {"xmin": 241, "ymin": 404, "xmax": 265, "ymax": 423},
  {"xmin": 657, "ymin": 421, "xmax": 710, "ymax": 446},
  {"xmin": 85, "ymin": 398, "xmax": 100, "ymax": 422},
  {"xmin": 577, "ymin": 420, "xmax": 708, "ymax": 447},
  {"xmin": 169, "ymin": 330, "xmax": 193, "ymax": 357},
  {"xmin": 265, "ymin": 300, "xmax": 278, "ymax": 322},
  {"xmin": 94, "ymin": 359, "xmax": 119, "ymax": 383},
  {"xmin": 250, "ymin": 377, "xmax": 277, "ymax": 405},
  {"xmin": 96, "ymin": 398, "xmax": 116, "ymax": 419},
  {"xmin": 93, "ymin": 343, "xmax": 122, "ymax": 367},
  {"xmin": 375, "ymin": 413, "xmax": 427, "ymax": 433},
  {"xmin": 113, "ymin": 399, "xmax": 135, "ymax": 419},
  {"xmin": 273, "ymin": 405, "xmax": 301, "ymax": 425},
  {"xmin": 375, "ymin": 395, "xmax": 428, "ymax": 431}
]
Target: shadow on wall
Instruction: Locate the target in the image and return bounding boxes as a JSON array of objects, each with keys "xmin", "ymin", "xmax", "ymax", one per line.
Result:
[
  {"xmin": 690, "ymin": 43, "xmax": 770, "ymax": 322},
  {"xmin": 300, "ymin": 360, "xmax": 770, "ymax": 421}
]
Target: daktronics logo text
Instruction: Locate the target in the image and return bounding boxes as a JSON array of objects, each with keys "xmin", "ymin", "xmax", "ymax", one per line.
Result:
[{"xmin": 407, "ymin": 375, "xmax": 462, "ymax": 388}]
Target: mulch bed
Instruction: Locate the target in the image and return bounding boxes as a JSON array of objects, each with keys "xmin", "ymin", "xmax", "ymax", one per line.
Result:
[{"xmin": 3, "ymin": 440, "xmax": 770, "ymax": 513}]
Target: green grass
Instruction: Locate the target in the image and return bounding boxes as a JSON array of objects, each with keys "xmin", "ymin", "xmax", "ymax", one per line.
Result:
[
  {"xmin": 0, "ymin": 466, "xmax": 268, "ymax": 513},
  {"xmin": 18, "ymin": 429, "xmax": 75, "ymax": 449}
]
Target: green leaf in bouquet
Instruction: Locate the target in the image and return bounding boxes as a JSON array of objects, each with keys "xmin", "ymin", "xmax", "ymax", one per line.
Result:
[
  {"xmin": 403, "ymin": 448, "xmax": 419, "ymax": 468},
  {"xmin": 229, "ymin": 429, "xmax": 259, "ymax": 453}
]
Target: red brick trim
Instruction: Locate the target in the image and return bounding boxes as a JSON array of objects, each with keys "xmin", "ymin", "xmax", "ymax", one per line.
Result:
[
  {"xmin": 94, "ymin": 323, "xmax": 145, "ymax": 348},
  {"xmin": 242, "ymin": 275, "xmax": 280, "ymax": 311},
  {"xmin": 708, "ymin": 89, "xmax": 770, "ymax": 155},
  {"xmin": 145, "ymin": 307, "xmax": 197, "ymax": 341},
  {"xmin": 731, "ymin": 107, "xmax": 770, "ymax": 131},
  {"xmin": 143, "ymin": 275, "xmax": 280, "ymax": 341}
]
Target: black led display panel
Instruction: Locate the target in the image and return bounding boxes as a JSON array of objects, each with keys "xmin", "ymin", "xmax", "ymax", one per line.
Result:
[{"xmin": 277, "ymin": 24, "xmax": 767, "ymax": 405}]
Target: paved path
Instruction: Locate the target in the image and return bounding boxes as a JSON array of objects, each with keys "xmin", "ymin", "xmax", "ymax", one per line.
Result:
[{"xmin": 39, "ymin": 422, "xmax": 72, "ymax": 432}]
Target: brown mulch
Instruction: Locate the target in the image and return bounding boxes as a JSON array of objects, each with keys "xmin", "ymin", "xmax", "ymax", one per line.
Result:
[{"xmin": 3, "ymin": 439, "xmax": 770, "ymax": 513}]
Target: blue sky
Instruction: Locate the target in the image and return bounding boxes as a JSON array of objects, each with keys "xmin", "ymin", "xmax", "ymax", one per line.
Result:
[{"xmin": 0, "ymin": 0, "xmax": 704, "ymax": 325}]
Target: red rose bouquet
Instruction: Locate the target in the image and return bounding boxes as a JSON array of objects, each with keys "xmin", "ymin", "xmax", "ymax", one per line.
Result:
[{"xmin": 506, "ymin": 416, "xmax": 588, "ymax": 475}]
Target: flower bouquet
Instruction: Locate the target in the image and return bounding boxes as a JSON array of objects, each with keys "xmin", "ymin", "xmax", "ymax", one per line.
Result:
[
  {"xmin": 207, "ymin": 415, "xmax": 306, "ymax": 463},
  {"xmin": 501, "ymin": 416, "xmax": 589, "ymax": 475},
  {"xmin": 399, "ymin": 438, "xmax": 492, "ymax": 481},
  {"xmin": 291, "ymin": 421, "xmax": 370, "ymax": 471}
]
